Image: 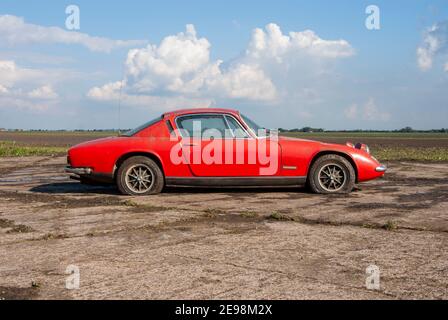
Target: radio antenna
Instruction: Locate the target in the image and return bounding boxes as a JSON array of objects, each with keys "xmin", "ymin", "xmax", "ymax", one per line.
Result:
[{"xmin": 117, "ymin": 63, "xmax": 125, "ymax": 135}]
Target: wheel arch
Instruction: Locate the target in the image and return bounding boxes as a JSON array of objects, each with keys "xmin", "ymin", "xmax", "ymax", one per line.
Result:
[
  {"xmin": 113, "ymin": 152, "xmax": 165, "ymax": 180},
  {"xmin": 307, "ymin": 151, "xmax": 358, "ymax": 183}
]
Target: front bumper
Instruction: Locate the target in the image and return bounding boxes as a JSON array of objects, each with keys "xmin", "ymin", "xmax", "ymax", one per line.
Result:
[
  {"xmin": 65, "ymin": 166, "xmax": 92, "ymax": 175},
  {"xmin": 375, "ymin": 165, "xmax": 387, "ymax": 173}
]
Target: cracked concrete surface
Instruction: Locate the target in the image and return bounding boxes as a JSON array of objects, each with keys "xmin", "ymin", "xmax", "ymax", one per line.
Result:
[{"xmin": 0, "ymin": 156, "xmax": 447, "ymax": 299}]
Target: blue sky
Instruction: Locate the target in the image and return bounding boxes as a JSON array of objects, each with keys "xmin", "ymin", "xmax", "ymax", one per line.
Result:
[{"xmin": 0, "ymin": 0, "xmax": 447, "ymax": 130}]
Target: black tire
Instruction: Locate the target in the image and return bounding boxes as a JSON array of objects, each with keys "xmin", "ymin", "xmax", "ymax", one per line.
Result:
[
  {"xmin": 116, "ymin": 156, "xmax": 164, "ymax": 196},
  {"xmin": 308, "ymin": 154, "xmax": 356, "ymax": 194}
]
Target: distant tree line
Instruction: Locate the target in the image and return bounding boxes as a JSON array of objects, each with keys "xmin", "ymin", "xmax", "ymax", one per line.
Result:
[
  {"xmin": 278, "ymin": 127, "xmax": 448, "ymax": 133},
  {"xmin": 278, "ymin": 127, "xmax": 324, "ymax": 133}
]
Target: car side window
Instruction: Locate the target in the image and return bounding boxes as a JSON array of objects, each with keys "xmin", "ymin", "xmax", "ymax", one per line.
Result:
[
  {"xmin": 177, "ymin": 115, "xmax": 229, "ymax": 138},
  {"xmin": 225, "ymin": 116, "xmax": 250, "ymax": 139}
]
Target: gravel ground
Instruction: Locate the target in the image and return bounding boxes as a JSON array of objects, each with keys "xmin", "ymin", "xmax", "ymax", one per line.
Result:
[{"xmin": 0, "ymin": 156, "xmax": 447, "ymax": 299}]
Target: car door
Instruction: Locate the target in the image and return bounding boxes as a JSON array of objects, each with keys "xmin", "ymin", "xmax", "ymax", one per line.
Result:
[
  {"xmin": 176, "ymin": 114, "xmax": 228, "ymax": 177},
  {"xmin": 176, "ymin": 114, "xmax": 280, "ymax": 177}
]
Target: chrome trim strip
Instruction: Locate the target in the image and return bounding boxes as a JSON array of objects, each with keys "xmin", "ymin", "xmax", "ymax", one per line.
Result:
[
  {"xmin": 65, "ymin": 167, "xmax": 92, "ymax": 175},
  {"xmin": 375, "ymin": 165, "xmax": 387, "ymax": 173},
  {"xmin": 282, "ymin": 166, "xmax": 297, "ymax": 170}
]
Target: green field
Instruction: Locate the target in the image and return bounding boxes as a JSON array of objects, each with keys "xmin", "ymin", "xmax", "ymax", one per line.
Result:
[
  {"xmin": 0, "ymin": 131, "xmax": 447, "ymax": 161},
  {"xmin": 282, "ymin": 132, "xmax": 448, "ymax": 161},
  {"xmin": 369, "ymin": 147, "xmax": 448, "ymax": 161},
  {"xmin": 0, "ymin": 141, "xmax": 67, "ymax": 157},
  {"xmin": 281, "ymin": 132, "xmax": 448, "ymax": 139}
]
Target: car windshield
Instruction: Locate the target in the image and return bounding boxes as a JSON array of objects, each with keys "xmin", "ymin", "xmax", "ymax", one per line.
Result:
[
  {"xmin": 241, "ymin": 114, "xmax": 269, "ymax": 137},
  {"xmin": 121, "ymin": 116, "xmax": 162, "ymax": 137}
]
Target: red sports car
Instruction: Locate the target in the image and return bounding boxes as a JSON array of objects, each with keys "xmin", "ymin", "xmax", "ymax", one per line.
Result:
[{"xmin": 65, "ymin": 108, "xmax": 386, "ymax": 195}]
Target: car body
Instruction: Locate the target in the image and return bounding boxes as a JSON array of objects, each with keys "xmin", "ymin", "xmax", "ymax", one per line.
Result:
[{"xmin": 66, "ymin": 108, "xmax": 386, "ymax": 195}]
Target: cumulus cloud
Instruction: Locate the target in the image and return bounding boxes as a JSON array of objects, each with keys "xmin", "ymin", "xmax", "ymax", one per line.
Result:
[
  {"xmin": 87, "ymin": 80, "xmax": 213, "ymax": 110},
  {"xmin": 247, "ymin": 23, "xmax": 355, "ymax": 60},
  {"xmin": 0, "ymin": 96, "xmax": 51, "ymax": 113},
  {"xmin": 417, "ymin": 21, "xmax": 448, "ymax": 71},
  {"xmin": 0, "ymin": 59, "xmax": 79, "ymax": 88},
  {"xmin": 123, "ymin": 24, "xmax": 216, "ymax": 94},
  {"xmin": 0, "ymin": 60, "xmax": 36, "ymax": 87},
  {"xmin": 0, "ymin": 60, "xmax": 60, "ymax": 111},
  {"xmin": 206, "ymin": 63, "xmax": 277, "ymax": 100},
  {"xmin": 0, "ymin": 15, "xmax": 146, "ymax": 53},
  {"xmin": 88, "ymin": 23, "xmax": 354, "ymax": 111},
  {"xmin": 89, "ymin": 24, "xmax": 277, "ymax": 106},
  {"xmin": 344, "ymin": 98, "xmax": 390, "ymax": 122},
  {"xmin": 28, "ymin": 85, "xmax": 58, "ymax": 99}
]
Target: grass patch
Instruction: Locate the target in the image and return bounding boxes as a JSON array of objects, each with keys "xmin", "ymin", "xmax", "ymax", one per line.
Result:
[
  {"xmin": 6, "ymin": 224, "xmax": 34, "ymax": 234},
  {"xmin": 371, "ymin": 147, "xmax": 448, "ymax": 161},
  {"xmin": 382, "ymin": 220, "xmax": 398, "ymax": 231},
  {"xmin": 0, "ymin": 141, "xmax": 66, "ymax": 157},
  {"xmin": 121, "ymin": 199, "xmax": 172, "ymax": 212},
  {"xmin": 203, "ymin": 208, "xmax": 226, "ymax": 217},
  {"xmin": 39, "ymin": 233, "xmax": 68, "ymax": 240},
  {"xmin": 240, "ymin": 211, "xmax": 258, "ymax": 218},
  {"xmin": 267, "ymin": 212, "xmax": 294, "ymax": 221},
  {"xmin": 122, "ymin": 199, "xmax": 139, "ymax": 207}
]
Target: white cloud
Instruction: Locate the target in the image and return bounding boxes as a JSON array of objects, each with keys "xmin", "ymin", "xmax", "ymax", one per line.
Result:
[
  {"xmin": 87, "ymin": 80, "xmax": 213, "ymax": 110},
  {"xmin": 345, "ymin": 98, "xmax": 390, "ymax": 122},
  {"xmin": 88, "ymin": 23, "xmax": 354, "ymax": 111},
  {"xmin": 206, "ymin": 64, "xmax": 277, "ymax": 101},
  {"xmin": 0, "ymin": 85, "xmax": 9, "ymax": 94},
  {"xmin": 28, "ymin": 85, "xmax": 58, "ymax": 100},
  {"xmin": 0, "ymin": 15, "xmax": 146, "ymax": 53},
  {"xmin": 0, "ymin": 96, "xmax": 50, "ymax": 113},
  {"xmin": 0, "ymin": 59, "xmax": 79, "ymax": 89},
  {"xmin": 247, "ymin": 23, "xmax": 355, "ymax": 61},
  {"xmin": 417, "ymin": 21, "xmax": 448, "ymax": 71},
  {"xmin": 124, "ymin": 24, "xmax": 215, "ymax": 94},
  {"xmin": 0, "ymin": 60, "xmax": 61, "ymax": 112},
  {"xmin": 88, "ymin": 81, "xmax": 123, "ymax": 101}
]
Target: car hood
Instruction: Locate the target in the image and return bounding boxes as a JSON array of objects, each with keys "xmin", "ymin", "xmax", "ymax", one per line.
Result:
[
  {"xmin": 279, "ymin": 135, "xmax": 336, "ymax": 147},
  {"xmin": 278, "ymin": 135, "xmax": 368, "ymax": 156}
]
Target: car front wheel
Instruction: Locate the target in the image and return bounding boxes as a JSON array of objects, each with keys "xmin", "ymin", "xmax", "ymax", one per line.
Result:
[
  {"xmin": 308, "ymin": 154, "xmax": 356, "ymax": 194},
  {"xmin": 116, "ymin": 156, "xmax": 164, "ymax": 196}
]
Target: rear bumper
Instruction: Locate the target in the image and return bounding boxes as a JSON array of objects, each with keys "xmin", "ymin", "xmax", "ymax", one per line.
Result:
[
  {"xmin": 375, "ymin": 165, "xmax": 387, "ymax": 173},
  {"xmin": 65, "ymin": 166, "xmax": 92, "ymax": 175},
  {"xmin": 65, "ymin": 167, "xmax": 114, "ymax": 183}
]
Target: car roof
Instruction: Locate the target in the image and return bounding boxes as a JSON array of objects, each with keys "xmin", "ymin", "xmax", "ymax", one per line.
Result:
[{"xmin": 163, "ymin": 108, "xmax": 240, "ymax": 118}]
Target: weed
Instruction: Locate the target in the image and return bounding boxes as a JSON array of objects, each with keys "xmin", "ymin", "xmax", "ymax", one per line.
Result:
[
  {"xmin": 267, "ymin": 212, "xmax": 294, "ymax": 221},
  {"xmin": 0, "ymin": 141, "xmax": 66, "ymax": 157}
]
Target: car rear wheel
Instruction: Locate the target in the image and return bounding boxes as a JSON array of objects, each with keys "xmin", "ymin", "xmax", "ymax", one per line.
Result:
[
  {"xmin": 308, "ymin": 154, "xmax": 355, "ymax": 194},
  {"xmin": 116, "ymin": 156, "xmax": 164, "ymax": 196}
]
